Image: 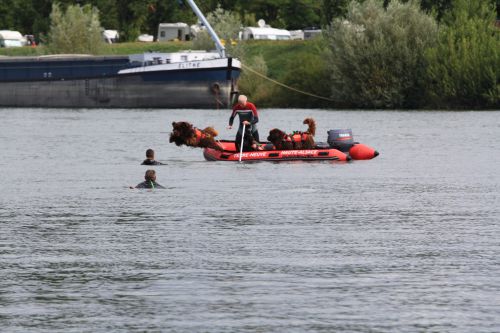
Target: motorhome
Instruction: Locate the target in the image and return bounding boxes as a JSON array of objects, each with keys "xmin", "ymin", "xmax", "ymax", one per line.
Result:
[
  {"xmin": 303, "ymin": 27, "xmax": 322, "ymax": 40},
  {"xmin": 0, "ymin": 30, "xmax": 26, "ymax": 47},
  {"xmin": 157, "ymin": 23, "xmax": 190, "ymax": 42},
  {"xmin": 290, "ymin": 30, "xmax": 304, "ymax": 40}
]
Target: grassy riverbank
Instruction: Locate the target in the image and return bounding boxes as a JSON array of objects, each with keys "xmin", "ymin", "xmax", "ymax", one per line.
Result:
[
  {"xmin": 0, "ymin": 41, "xmax": 188, "ymax": 56},
  {"xmin": 237, "ymin": 40, "xmax": 332, "ymax": 108},
  {"xmin": 2, "ymin": 39, "xmax": 498, "ymax": 109}
]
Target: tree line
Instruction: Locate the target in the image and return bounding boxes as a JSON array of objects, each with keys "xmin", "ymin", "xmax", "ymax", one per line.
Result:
[
  {"xmin": 1, "ymin": 0, "xmax": 498, "ymax": 42},
  {"xmin": 1, "ymin": 0, "xmax": 498, "ymax": 109},
  {"xmin": 239, "ymin": 0, "xmax": 499, "ymax": 109}
]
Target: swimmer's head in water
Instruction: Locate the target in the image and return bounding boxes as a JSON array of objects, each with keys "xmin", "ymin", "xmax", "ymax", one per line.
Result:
[
  {"xmin": 145, "ymin": 169, "xmax": 156, "ymax": 182},
  {"xmin": 146, "ymin": 149, "xmax": 154, "ymax": 159}
]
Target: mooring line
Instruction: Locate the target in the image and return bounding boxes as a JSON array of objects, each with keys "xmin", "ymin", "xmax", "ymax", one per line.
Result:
[{"xmin": 240, "ymin": 63, "xmax": 336, "ymax": 102}]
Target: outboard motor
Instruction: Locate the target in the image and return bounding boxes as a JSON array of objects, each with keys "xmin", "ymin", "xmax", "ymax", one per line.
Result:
[
  {"xmin": 328, "ymin": 128, "xmax": 379, "ymax": 160},
  {"xmin": 327, "ymin": 129, "xmax": 354, "ymax": 152}
]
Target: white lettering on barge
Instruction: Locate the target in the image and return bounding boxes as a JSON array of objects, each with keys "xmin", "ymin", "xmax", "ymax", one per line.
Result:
[{"xmin": 178, "ymin": 62, "xmax": 201, "ymax": 69}]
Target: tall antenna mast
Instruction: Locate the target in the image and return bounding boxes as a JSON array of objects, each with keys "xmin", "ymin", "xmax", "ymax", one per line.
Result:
[{"xmin": 185, "ymin": 0, "xmax": 226, "ymax": 58}]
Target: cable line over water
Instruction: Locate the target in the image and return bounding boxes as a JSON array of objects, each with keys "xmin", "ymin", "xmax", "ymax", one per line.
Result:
[{"xmin": 240, "ymin": 63, "xmax": 336, "ymax": 102}]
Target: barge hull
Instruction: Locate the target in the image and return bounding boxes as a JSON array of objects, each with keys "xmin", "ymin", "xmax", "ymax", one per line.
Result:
[
  {"xmin": 0, "ymin": 55, "xmax": 240, "ymax": 108},
  {"xmin": 0, "ymin": 77, "xmax": 233, "ymax": 108}
]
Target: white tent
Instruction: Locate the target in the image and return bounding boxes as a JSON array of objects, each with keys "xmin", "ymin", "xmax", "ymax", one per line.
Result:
[{"xmin": 240, "ymin": 27, "xmax": 291, "ymax": 41}]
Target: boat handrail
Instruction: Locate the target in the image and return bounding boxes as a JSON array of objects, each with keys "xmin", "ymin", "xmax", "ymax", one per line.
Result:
[{"xmin": 38, "ymin": 54, "xmax": 94, "ymax": 59}]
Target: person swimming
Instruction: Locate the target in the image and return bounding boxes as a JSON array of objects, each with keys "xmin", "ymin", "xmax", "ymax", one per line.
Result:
[
  {"xmin": 141, "ymin": 149, "xmax": 164, "ymax": 165},
  {"xmin": 132, "ymin": 170, "xmax": 166, "ymax": 189}
]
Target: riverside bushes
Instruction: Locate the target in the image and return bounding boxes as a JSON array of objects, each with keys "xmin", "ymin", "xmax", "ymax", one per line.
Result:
[
  {"xmin": 324, "ymin": 0, "xmax": 438, "ymax": 108},
  {"xmin": 1, "ymin": 1, "xmax": 497, "ymax": 109},
  {"xmin": 192, "ymin": 6, "xmax": 244, "ymax": 59},
  {"xmin": 425, "ymin": 0, "xmax": 500, "ymax": 109},
  {"xmin": 268, "ymin": 38, "xmax": 333, "ymax": 108},
  {"xmin": 46, "ymin": 3, "xmax": 104, "ymax": 55},
  {"xmin": 321, "ymin": 0, "xmax": 498, "ymax": 109},
  {"xmin": 238, "ymin": 55, "xmax": 277, "ymax": 105}
]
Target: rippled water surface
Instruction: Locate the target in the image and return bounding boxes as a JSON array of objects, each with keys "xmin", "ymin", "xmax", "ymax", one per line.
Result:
[{"xmin": 1, "ymin": 108, "xmax": 499, "ymax": 332}]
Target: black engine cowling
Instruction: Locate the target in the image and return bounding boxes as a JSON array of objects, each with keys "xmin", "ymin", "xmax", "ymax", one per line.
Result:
[{"xmin": 327, "ymin": 129, "xmax": 354, "ymax": 152}]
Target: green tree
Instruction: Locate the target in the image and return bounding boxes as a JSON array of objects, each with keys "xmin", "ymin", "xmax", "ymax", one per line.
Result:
[
  {"xmin": 280, "ymin": 0, "xmax": 322, "ymax": 29},
  {"xmin": 238, "ymin": 54, "xmax": 276, "ymax": 105},
  {"xmin": 46, "ymin": 3, "xmax": 104, "ymax": 54},
  {"xmin": 322, "ymin": 0, "xmax": 351, "ymax": 24},
  {"xmin": 192, "ymin": 6, "xmax": 244, "ymax": 58},
  {"xmin": 30, "ymin": 0, "xmax": 53, "ymax": 40},
  {"xmin": 115, "ymin": 0, "xmax": 149, "ymax": 41},
  {"xmin": 92, "ymin": 0, "xmax": 120, "ymax": 30},
  {"xmin": 143, "ymin": 0, "xmax": 197, "ymax": 39},
  {"xmin": 391, "ymin": 0, "xmax": 497, "ymax": 20},
  {"xmin": 244, "ymin": 0, "xmax": 287, "ymax": 27},
  {"xmin": 270, "ymin": 38, "xmax": 333, "ymax": 108},
  {"xmin": 0, "ymin": 0, "xmax": 16, "ymax": 30},
  {"xmin": 425, "ymin": 0, "xmax": 500, "ymax": 108},
  {"xmin": 419, "ymin": 0, "xmax": 452, "ymax": 19},
  {"xmin": 196, "ymin": 0, "xmax": 238, "ymax": 13},
  {"xmin": 240, "ymin": 0, "xmax": 321, "ymax": 29},
  {"xmin": 325, "ymin": 0, "xmax": 438, "ymax": 108}
]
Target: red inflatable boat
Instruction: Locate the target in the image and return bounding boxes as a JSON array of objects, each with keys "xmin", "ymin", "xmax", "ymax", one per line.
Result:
[
  {"xmin": 203, "ymin": 128, "xmax": 378, "ymax": 162},
  {"xmin": 204, "ymin": 141, "xmax": 351, "ymax": 162}
]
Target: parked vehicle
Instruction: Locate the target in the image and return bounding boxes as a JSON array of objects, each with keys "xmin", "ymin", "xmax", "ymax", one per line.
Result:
[
  {"xmin": 103, "ymin": 30, "xmax": 119, "ymax": 44},
  {"xmin": 157, "ymin": 23, "xmax": 190, "ymax": 42},
  {"xmin": 0, "ymin": 30, "xmax": 26, "ymax": 47},
  {"xmin": 290, "ymin": 30, "xmax": 304, "ymax": 40},
  {"xmin": 137, "ymin": 34, "xmax": 154, "ymax": 42},
  {"xmin": 24, "ymin": 35, "xmax": 36, "ymax": 46},
  {"xmin": 303, "ymin": 27, "xmax": 322, "ymax": 40}
]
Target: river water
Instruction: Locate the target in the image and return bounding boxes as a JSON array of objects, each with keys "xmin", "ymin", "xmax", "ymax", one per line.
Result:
[{"xmin": 0, "ymin": 108, "xmax": 499, "ymax": 332}]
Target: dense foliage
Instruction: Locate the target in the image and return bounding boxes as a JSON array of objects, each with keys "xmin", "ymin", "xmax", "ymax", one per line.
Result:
[
  {"xmin": 2, "ymin": 0, "xmax": 497, "ymax": 42},
  {"xmin": 0, "ymin": 0, "xmax": 322, "ymax": 41},
  {"xmin": 321, "ymin": 0, "xmax": 350, "ymax": 25},
  {"xmin": 325, "ymin": 0, "xmax": 438, "ymax": 108},
  {"xmin": 191, "ymin": 6, "xmax": 244, "ymax": 58},
  {"xmin": 0, "ymin": 0, "xmax": 499, "ymax": 109},
  {"xmin": 261, "ymin": 38, "xmax": 332, "ymax": 108},
  {"xmin": 425, "ymin": 0, "xmax": 500, "ymax": 108},
  {"xmin": 46, "ymin": 3, "xmax": 104, "ymax": 54}
]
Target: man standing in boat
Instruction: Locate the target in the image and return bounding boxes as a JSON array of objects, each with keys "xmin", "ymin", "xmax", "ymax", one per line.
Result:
[{"xmin": 227, "ymin": 95, "xmax": 260, "ymax": 147}]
